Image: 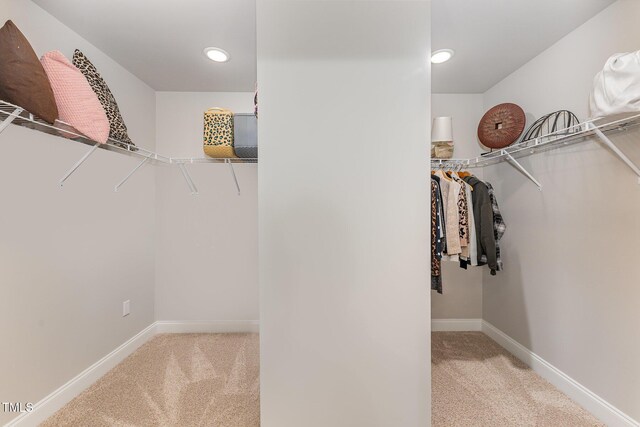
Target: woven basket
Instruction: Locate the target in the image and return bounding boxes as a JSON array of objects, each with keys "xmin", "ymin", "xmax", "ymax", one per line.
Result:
[
  {"xmin": 477, "ymin": 103, "xmax": 526, "ymax": 149},
  {"xmin": 203, "ymin": 107, "xmax": 237, "ymax": 158},
  {"xmin": 431, "ymin": 141, "xmax": 454, "ymax": 159}
]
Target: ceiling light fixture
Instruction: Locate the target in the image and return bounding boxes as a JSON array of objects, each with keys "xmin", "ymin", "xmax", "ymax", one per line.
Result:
[
  {"xmin": 203, "ymin": 47, "xmax": 230, "ymax": 63},
  {"xmin": 431, "ymin": 49, "xmax": 454, "ymax": 64}
]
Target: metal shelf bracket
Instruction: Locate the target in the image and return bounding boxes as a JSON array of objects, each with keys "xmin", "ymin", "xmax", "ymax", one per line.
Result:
[
  {"xmin": 588, "ymin": 122, "xmax": 640, "ymax": 182},
  {"xmin": 502, "ymin": 149, "xmax": 542, "ymax": 191},
  {"xmin": 226, "ymin": 159, "xmax": 241, "ymax": 195},
  {"xmin": 0, "ymin": 107, "xmax": 23, "ymax": 134},
  {"xmin": 114, "ymin": 157, "xmax": 150, "ymax": 192},
  {"xmin": 59, "ymin": 142, "xmax": 101, "ymax": 187},
  {"xmin": 178, "ymin": 163, "xmax": 198, "ymax": 195}
]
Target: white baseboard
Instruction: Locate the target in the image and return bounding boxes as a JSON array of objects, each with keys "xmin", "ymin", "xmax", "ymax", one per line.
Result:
[
  {"xmin": 432, "ymin": 318, "xmax": 482, "ymax": 331},
  {"xmin": 155, "ymin": 320, "xmax": 259, "ymax": 334},
  {"xmin": 481, "ymin": 320, "xmax": 639, "ymax": 427},
  {"xmin": 6, "ymin": 322, "xmax": 157, "ymax": 427},
  {"xmin": 5, "ymin": 320, "xmax": 260, "ymax": 427}
]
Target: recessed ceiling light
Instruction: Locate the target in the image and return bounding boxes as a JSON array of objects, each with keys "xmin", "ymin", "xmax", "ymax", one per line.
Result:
[
  {"xmin": 203, "ymin": 47, "xmax": 230, "ymax": 63},
  {"xmin": 431, "ymin": 49, "xmax": 454, "ymax": 64}
]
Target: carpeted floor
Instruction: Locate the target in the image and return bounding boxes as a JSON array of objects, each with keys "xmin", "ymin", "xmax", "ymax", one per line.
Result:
[
  {"xmin": 432, "ymin": 332, "xmax": 604, "ymax": 427},
  {"xmin": 42, "ymin": 333, "xmax": 259, "ymax": 427},
  {"xmin": 44, "ymin": 331, "xmax": 602, "ymax": 427}
]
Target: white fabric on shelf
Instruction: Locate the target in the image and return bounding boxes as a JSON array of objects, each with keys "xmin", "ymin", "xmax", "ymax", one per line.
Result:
[{"xmin": 590, "ymin": 50, "xmax": 640, "ymax": 119}]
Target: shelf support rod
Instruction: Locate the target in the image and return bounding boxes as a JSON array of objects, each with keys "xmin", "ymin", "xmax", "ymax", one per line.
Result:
[
  {"xmin": 0, "ymin": 107, "xmax": 23, "ymax": 134},
  {"xmin": 226, "ymin": 159, "xmax": 241, "ymax": 195},
  {"xmin": 59, "ymin": 142, "xmax": 101, "ymax": 187},
  {"xmin": 502, "ymin": 150, "xmax": 542, "ymax": 191},
  {"xmin": 114, "ymin": 157, "xmax": 150, "ymax": 192},
  {"xmin": 589, "ymin": 123, "xmax": 640, "ymax": 179},
  {"xmin": 178, "ymin": 163, "xmax": 198, "ymax": 195}
]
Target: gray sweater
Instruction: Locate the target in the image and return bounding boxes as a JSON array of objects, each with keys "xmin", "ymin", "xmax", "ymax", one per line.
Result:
[{"xmin": 463, "ymin": 176, "xmax": 498, "ymax": 274}]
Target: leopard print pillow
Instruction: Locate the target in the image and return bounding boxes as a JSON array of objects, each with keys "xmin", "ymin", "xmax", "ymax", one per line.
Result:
[{"xmin": 72, "ymin": 49, "xmax": 134, "ymax": 148}]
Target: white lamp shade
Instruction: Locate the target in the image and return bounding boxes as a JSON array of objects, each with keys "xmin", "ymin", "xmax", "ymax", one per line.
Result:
[{"xmin": 432, "ymin": 116, "xmax": 453, "ymax": 142}]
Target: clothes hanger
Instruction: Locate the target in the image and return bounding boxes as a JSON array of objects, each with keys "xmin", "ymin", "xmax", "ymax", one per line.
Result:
[
  {"xmin": 457, "ymin": 164, "xmax": 471, "ymax": 178},
  {"xmin": 455, "ymin": 166, "xmax": 474, "ymax": 190},
  {"xmin": 435, "ymin": 165, "xmax": 452, "ymax": 181}
]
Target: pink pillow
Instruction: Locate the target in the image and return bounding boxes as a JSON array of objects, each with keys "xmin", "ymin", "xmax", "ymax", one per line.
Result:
[{"xmin": 40, "ymin": 50, "xmax": 109, "ymax": 143}]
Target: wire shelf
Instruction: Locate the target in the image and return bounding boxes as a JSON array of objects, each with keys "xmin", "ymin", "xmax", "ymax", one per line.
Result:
[
  {"xmin": 3, "ymin": 99, "xmax": 640, "ymax": 193},
  {"xmin": 430, "ymin": 112, "xmax": 640, "ymax": 170},
  {"xmin": 0, "ymin": 100, "xmax": 257, "ymax": 165},
  {"xmin": 0, "ymin": 99, "xmax": 256, "ymax": 194},
  {"xmin": 0, "ymin": 100, "xmax": 172, "ymax": 163}
]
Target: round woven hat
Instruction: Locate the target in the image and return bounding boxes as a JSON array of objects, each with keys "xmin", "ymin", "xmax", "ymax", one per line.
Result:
[{"xmin": 478, "ymin": 103, "xmax": 526, "ymax": 149}]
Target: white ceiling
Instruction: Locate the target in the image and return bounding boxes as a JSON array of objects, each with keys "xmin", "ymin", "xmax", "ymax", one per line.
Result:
[
  {"xmin": 32, "ymin": 0, "xmax": 256, "ymax": 92},
  {"xmin": 32, "ymin": 0, "xmax": 615, "ymax": 93},
  {"xmin": 432, "ymin": 0, "xmax": 615, "ymax": 93}
]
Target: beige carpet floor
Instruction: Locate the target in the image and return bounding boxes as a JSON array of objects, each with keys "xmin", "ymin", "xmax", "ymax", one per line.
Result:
[
  {"xmin": 42, "ymin": 333, "xmax": 259, "ymax": 427},
  {"xmin": 43, "ymin": 331, "xmax": 602, "ymax": 426},
  {"xmin": 432, "ymin": 332, "xmax": 604, "ymax": 427}
]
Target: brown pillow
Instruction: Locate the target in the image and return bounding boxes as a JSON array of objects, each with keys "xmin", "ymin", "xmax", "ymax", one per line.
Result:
[{"xmin": 0, "ymin": 20, "xmax": 58, "ymax": 124}]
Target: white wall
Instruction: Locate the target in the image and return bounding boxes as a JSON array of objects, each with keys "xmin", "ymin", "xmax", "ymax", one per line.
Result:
[
  {"xmin": 482, "ymin": 0, "xmax": 640, "ymax": 422},
  {"xmin": 431, "ymin": 93, "xmax": 484, "ymax": 319},
  {"xmin": 0, "ymin": 1, "xmax": 156, "ymax": 424},
  {"xmin": 154, "ymin": 92, "xmax": 258, "ymax": 322},
  {"xmin": 258, "ymin": 1, "xmax": 431, "ymax": 426}
]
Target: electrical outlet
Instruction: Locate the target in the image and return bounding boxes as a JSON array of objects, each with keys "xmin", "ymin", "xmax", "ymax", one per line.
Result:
[{"xmin": 122, "ymin": 300, "xmax": 130, "ymax": 317}]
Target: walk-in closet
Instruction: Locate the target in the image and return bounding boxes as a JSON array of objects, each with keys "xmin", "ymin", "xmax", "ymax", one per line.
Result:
[
  {"xmin": 430, "ymin": 1, "xmax": 639, "ymax": 425},
  {"xmin": 1, "ymin": 0, "xmax": 639, "ymax": 426}
]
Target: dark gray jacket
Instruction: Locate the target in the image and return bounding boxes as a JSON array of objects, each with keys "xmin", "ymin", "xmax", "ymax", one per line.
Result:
[{"xmin": 463, "ymin": 176, "xmax": 498, "ymax": 274}]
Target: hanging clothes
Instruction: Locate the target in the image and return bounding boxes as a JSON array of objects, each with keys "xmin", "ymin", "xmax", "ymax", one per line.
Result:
[
  {"xmin": 430, "ymin": 169, "xmax": 506, "ymax": 293},
  {"xmin": 463, "ymin": 175, "xmax": 499, "ymax": 275},
  {"xmin": 431, "ymin": 178, "xmax": 443, "ymax": 293},
  {"xmin": 483, "ymin": 182, "xmax": 506, "ymax": 272},
  {"xmin": 451, "ymin": 172, "xmax": 471, "ymax": 266},
  {"xmin": 462, "ymin": 178, "xmax": 478, "ymax": 267},
  {"xmin": 434, "ymin": 170, "xmax": 461, "ymax": 256},
  {"xmin": 431, "ymin": 176, "xmax": 446, "ymax": 255}
]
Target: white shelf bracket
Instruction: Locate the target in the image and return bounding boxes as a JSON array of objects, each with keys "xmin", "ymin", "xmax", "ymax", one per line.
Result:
[
  {"xmin": 178, "ymin": 163, "xmax": 198, "ymax": 195},
  {"xmin": 589, "ymin": 123, "xmax": 640, "ymax": 182},
  {"xmin": 502, "ymin": 150, "xmax": 542, "ymax": 191},
  {"xmin": 0, "ymin": 107, "xmax": 23, "ymax": 134},
  {"xmin": 114, "ymin": 157, "xmax": 150, "ymax": 192},
  {"xmin": 59, "ymin": 142, "xmax": 101, "ymax": 187},
  {"xmin": 226, "ymin": 159, "xmax": 241, "ymax": 195}
]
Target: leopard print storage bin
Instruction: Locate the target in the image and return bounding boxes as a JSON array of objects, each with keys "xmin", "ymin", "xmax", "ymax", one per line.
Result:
[{"xmin": 203, "ymin": 107, "xmax": 237, "ymax": 158}]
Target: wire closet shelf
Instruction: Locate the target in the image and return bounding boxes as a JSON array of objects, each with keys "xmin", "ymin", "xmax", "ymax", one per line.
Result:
[
  {"xmin": 0, "ymin": 100, "xmax": 256, "ymax": 195},
  {"xmin": 2, "ymin": 100, "xmax": 639, "ymax": 193},
  {"xmin": 430, "ymin": 111, "xmax": 640, "ymax": 190}
]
